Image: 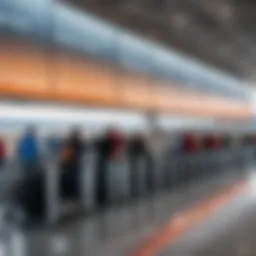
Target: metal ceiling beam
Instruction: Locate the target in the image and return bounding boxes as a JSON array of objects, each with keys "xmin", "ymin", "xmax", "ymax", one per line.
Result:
[{"xmin": 65, "ymin": 0, "xmax": 256, "ymax": 78}]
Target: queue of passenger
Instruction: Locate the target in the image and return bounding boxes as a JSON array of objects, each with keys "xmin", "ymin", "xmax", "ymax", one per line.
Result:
[{"xmin": 0, "ymin": 127, "xmax": 256, "ymax": 222}]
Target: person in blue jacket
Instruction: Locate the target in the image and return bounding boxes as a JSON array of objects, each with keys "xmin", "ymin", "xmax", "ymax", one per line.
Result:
[{"xmin": 17, "ymin": 126, "xmax": 40, "ymax": 174}]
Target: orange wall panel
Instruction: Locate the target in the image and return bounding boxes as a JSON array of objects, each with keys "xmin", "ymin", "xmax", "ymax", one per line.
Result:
[
  {"xmin": 0, "ymin": 43, "xmax": 252, "ymax": 119},
  {"xmin": 0, "ymin": 45, "xmax": 49, "ymax": 91},
  {"xmin": 54, "ymin": 54, "xmax": 118, "ymax": 105}
]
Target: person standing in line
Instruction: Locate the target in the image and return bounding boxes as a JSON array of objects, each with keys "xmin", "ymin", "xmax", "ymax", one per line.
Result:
[
  {"xmin": 94, "ymin": 128, "xmax": 125, "ymax": 206},
  {"xmin": 182, "ymin": 133, "xmax": 198, "ymax": 153},
  {"xmin": 60, "ymin": 128, "xmax": 85, "ymax": 198},
  {"xmin": 128, "ymin": 133, "xmax": 151, "ymax": 196},
  {"xmin": 17, "ymin": 126, "xmax": 40, "ymax": 175},
  {"xmin": 0, "ymin": 138, "xmax": 6, "ymax": 170},
  {"xmin": 15, "ymin": 127, "xmax": 43, "ymax": 220}
]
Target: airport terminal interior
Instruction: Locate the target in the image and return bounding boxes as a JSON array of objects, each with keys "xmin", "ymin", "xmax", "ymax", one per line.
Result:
[{"xmin": 2, "ymin": 0, "xmax": 256, "ymax": 255}]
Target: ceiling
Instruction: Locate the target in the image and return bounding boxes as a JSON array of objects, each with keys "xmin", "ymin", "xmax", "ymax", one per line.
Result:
[{"xmin": 64, "ymin": 0, "xmax": 256, "ymax": 81}]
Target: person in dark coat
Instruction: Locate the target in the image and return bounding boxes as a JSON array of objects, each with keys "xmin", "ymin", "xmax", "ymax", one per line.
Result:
[
  {"xmin": 128, "ymin": 133, "xmax": 147, "ymax": 158},
  {"xmin": 202, "ymin": 134, "xmax": 219, "ymax": 151},
  {"xmin": 94, "ymin": 129, "xmax": 125, "ymax": 206},
  {"xmin": 0, "ymin": 138, "xmax": 6, "ymax": 169},
  {"xmin": 128, "ymin": 133, "xmax": 152, "ymax": 196},
  {"xmin": 60, "ymin": 128, "xmax": 85, "ymax": 199}
]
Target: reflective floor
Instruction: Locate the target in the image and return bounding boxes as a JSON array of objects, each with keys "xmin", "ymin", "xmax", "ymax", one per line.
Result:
[
  {"xmin": 1, "ymin": 170, "xmax": 252, "ymax": 256},
  {"xmin": 160, "ymin": 172, "xmax": 256, "ymax": 256},
  {"xmin": 160, "ymin": 195, "xmax": 256, "ymax": 256}
]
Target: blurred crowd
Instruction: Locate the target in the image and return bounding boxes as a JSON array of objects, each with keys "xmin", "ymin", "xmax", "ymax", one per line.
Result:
[
  {"xmin": 0, "ymin": 125, "xmax": 254, "ymax": 221},
  {"xmin": 0, "ymin": 126, "xmax": 251, "ymax": 174}
]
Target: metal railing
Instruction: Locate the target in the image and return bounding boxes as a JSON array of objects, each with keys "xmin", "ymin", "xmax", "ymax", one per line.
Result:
[{"xmin": 0, "ymin": 145, "xmax": 254, "ymax": 227}]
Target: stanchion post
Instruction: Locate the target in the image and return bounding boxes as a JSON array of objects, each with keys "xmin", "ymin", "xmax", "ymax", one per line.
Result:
[
  {"xmin": 45, "ymin": 157, "xmax": 60, "ymax": 226},
  {"xmin": 137, "ymin": 156, "xmax": 147, "ymax": 196},
  {"xmin": 80, "ymin": 149, "xmax": 97, "ymax": 213}
]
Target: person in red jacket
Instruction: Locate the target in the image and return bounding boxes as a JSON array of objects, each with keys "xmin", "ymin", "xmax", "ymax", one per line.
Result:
[
  {"xmin": 182, "ymin": 133, "xmax": 198, "ymax": 153},
  {"xmin": 0, "ymin": 139, "xmax": 6, "ymax": 169},
  {"xmin": 203, "ymin": 134, "xmax": 219, "ymax": 150}
]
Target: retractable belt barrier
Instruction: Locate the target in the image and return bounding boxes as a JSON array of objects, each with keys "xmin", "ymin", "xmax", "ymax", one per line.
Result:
[
  {"xmin": 81, "ymin": 148, "xmax": 97, "ymax": 213},
  {"xmin": 242, "ymin": 146, "xmax": 256, "ymax": 169},
  {"xmin": 45, "ymin": 155, "xmax": 60, "ymax": 225},
  {"xmin": 159, "ymin": 147, "xmax": 252, "ymax": 189},
  {"xmin": 106, "ymin": 154, "xmax": 130, "ymax": 205},
  {"xmin": 130, "ymin": 156, "xmax": 148, "ymax": 197},
  {"xmin": 152, "ymin": 154, "xmax": 165, "ymax": 190},
  {"xmin": 0, "ymin": 143, "xmax": 255, "ymax": 227},
  {"xmin": 161, "ymin": 154, "xmax": 175, "ymax": 188}
]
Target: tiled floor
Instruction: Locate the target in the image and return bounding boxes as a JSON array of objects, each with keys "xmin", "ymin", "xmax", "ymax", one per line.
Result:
[{"xmin": 0, "ymin": 170, "xmax": 250, "ymax": 256}]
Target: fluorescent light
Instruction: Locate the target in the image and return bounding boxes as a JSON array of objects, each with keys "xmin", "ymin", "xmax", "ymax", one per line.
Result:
[
  {"xmin": 0, "ymin": 102, "xmax": 148, "ymax": 132},
  {"xmin": 0, "ymin": 102, "xmax": 217, "ymax": 133}
]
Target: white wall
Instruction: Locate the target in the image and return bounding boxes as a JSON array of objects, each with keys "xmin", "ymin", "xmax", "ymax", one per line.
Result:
[{"xmin": 0, "ymin": 101, "xmax": 218, "ymax": 136}]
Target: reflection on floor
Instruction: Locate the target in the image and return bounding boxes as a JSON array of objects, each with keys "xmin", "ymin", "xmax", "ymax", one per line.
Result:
[
  {"xmin": 160, "ymin": 173, "xmax": 256, "ymax": 256},
  {"xmin": 0, "ymin": 171, "xmax": 252, "ymax": 256}
]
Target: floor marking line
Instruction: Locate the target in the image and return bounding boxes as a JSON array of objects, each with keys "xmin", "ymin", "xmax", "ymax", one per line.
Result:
[{"xmin": 131, "ymin": 181, "xmax": 248, "ymax": 256}]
